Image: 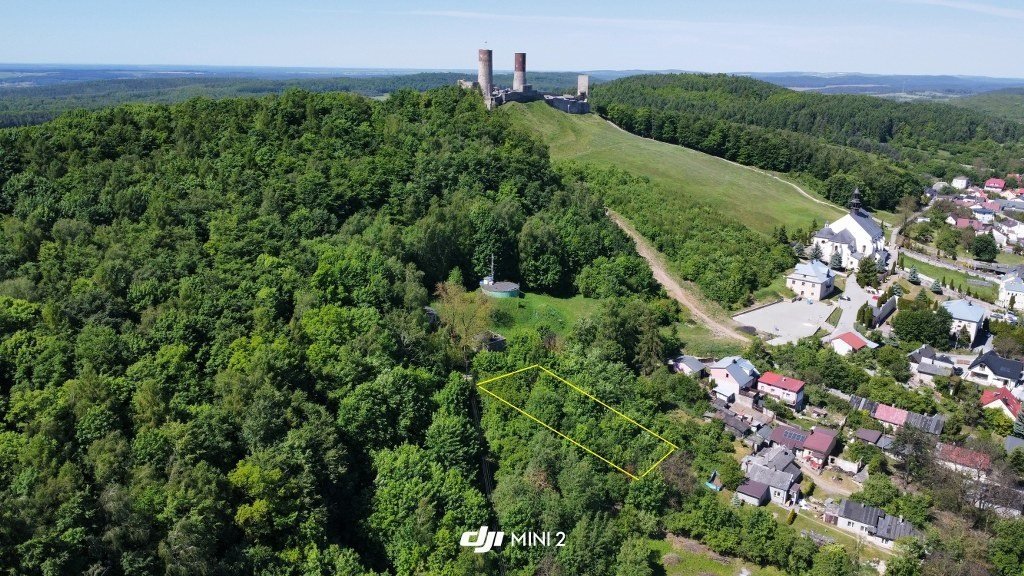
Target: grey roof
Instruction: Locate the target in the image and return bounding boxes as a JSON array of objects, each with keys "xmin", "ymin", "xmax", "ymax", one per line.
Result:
[
  {"xmin": 969, "ymin": 351, "xmax": 1024, "ymax": 381},
  {"xmin": 850, "ymin": 209, "xmax": 885, "ymax": 239},
  {"xmin": 792, "ymin": 260, "xmax": 834, "ymax": 283},
  {"xmin": 941, "ymin": 299, "xmax": 986, "ymax": 323},
  {"xmin": 849, "ymin": 395, "xmax": 945, "ymax": 435},
  {"xmin": 745, "ymin": 444, "xmax": 801, "ymax": 477},
  {"xmin": 837, "ymin": 499, "xmax": 884, "ymax": 527},
  {"xmin": 1005, "ymin": 280, "xmax": 1024, "ymax": 293},
  {"xmin": 737, "ymin": 480, "xmax": 770, "ymax": 500},
  {"xmin": 904, "ymin": 412, "xmax": 946, "ymax": 435},
  {"xmin": 1005, "ymin": 436, "xmax": 1024, "ymax": 453},
  {"xmin": 723, "ymin": 414, "xmax": 751, "ymax": 436},
  {"xmin": 917, "ymin": 362, "xmax": 953, "ymax": 377},
  {"xmin": 711, "ymin": 356, "xmax": 759, "ymax": 386},
  {"xmin": 754, "ymin": 425, "xmax": 774, "ymax": 441},
  {"xmin": 876, "ymin": 435, "xmax": 895, "ymax": 450},
  {"xmin": 856, "ymin": 428, "xmax": 883, "ymax": 444},
  {"xmin": 672, "ymin": 355, "xmax": 706, "ymax": 373},
  {"xmin": 875, "ymin": 514, "xmax": 921, "ymax": 542},
  {"xmin": 744, "ymin": 462, "xmax": 798, "ymax": 491},
  {"xmin": 908, "ymin": 344, "xmax": 954, "ymax": 366},
  {"xmin": 814, "ymin": 227, "xmax": 856, "ymax": 246}
]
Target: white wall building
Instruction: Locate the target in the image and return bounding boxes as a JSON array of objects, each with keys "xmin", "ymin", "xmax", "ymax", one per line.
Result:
[
  {"xmin": 786, "ymin": 260, "xmax": 835, "ymax": 300},
  {"xmin": 811, "ymin": 189, "xmax": 887, "ymax": 271},
  {"xmin": 998, "ymin": 266, "xmax": 1024, "ymax": 311},
  {"xmin": 952, "ymin": 176, "xmax": 971, "ymax": 190},
  {"xmin": 941, "ymin": 299, "xmax": 986, "ymax": 343}
]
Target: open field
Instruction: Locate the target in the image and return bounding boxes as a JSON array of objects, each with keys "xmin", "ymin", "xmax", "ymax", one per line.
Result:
[{"xmin": 504, "ymin": 102, "xmax": 845, "ymax": 235}]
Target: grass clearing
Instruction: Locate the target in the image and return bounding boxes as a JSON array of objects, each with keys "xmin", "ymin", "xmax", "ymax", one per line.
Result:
[
  {"xmin": 901, "ymin": 255, "xmax": 997, "ymax": 302},
  {"xmin": 648, "ymin": 539, "xmax": 787, "ymax": 576},
  {"xmin": 503, "ymin": 102, "xmax": 845, "ymax": 235},
  {"xmin": 487, "ymin": 292, "xmax": 601, "ymax": 337},
  {"xmin": 765, "ymin": 504, "xmax": 893, "ymax": 562}
]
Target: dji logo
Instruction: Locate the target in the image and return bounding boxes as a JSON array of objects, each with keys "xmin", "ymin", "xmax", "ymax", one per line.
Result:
[
  {"xmin": 459, "ymin": 526, "xmax": 566, "ymax": 553},
  {"xmin": 460, "ymin": 526, "xmax": 505, "ymax": 553}
]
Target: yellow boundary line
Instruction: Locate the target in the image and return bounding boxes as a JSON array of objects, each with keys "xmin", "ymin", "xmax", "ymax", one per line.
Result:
[{"xmin": 476, "ymin": 364, "xmax": 677, "ymax": 480}]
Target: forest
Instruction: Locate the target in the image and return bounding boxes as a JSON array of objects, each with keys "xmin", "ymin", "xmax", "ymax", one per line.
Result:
[
  {"xmin": 592, "ymin": 74, "xmax": 1024, "ymax": 211},
  {"xmin": 0, "ymin": 85, "xmax": 878, "ymax": 575},
  {"xmin": 0, "ymin": 71, "xmax": 585, "ymax": 128}
]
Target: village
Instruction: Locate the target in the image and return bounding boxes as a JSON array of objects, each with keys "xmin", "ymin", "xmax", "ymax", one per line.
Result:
[{"xmin": 665, "ymin": 183, "xmax": 1024, "ymax": 557}]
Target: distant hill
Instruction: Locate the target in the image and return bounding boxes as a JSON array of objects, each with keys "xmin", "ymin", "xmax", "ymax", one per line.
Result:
[
  {"xmin": 0, "ymin": 70, "xmax": 589, "ymax": 127},
  {"xmin": 744, "ymin": 72, "xmax": 1024, "ymax": 101},
  {"xmin": 953, "ymin": 87, "xmax": 1024, "ymax": 123}
]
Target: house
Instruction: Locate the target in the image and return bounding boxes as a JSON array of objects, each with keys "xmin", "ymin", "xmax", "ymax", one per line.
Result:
[
  {"xmin": 743, "ymin": 462, "xmax": 801, "ymax": 505},
  {"xmin": 985, "ymin": 178, "xmax": 1007, "ymax": 193},
  {"xmin": 855, "ymin": 428, "xmax": 883, "ymax": 445},
  {"xmin": 668, "ymin": 355, "xmax": 707, "ymax": 378},
  {"xmin": 709, "ymin": 356, "xmax": 760, "ymax": 404},
  {"xmin": 758, "ymin": 372, "xmax": 806, "ymax": 408},
  {"xmin": 952, "ymin": 218, "xmax": 991, "ymax": 233},
  {"xmin": 937, "ymin": 443, "xmax": 992, "ymax": 481},
  {"xmin": 998, "ymin": 266, "xmax": 1024, "ymax": 311},
  {"xmin": 743, "ymin": 444, "xmax": 803, "ymax": 477},
  {"xmin": 828, "ymin": 331, "xmax": 877, "ymax": 356},
  {"xmin": 908, "ymin": 344, "xmax": 955, "ymax": 371},
  {"xmin": 971, "ymin": 207, "xmax": 995, "ymax": 224},
  {"xmin": 980, "ymin": 387, "xmax": 1022, "ymax": 420},
  {"xmin": 849, "ymin": 395, "xmax": 946, "ymax": 435},
  {"xmin": 787, "ymin": 260, "xmax": 835, "ymax": 300},
  {"xmin": 746, "ymin": 424, "xmax": 775, "ymax": 450},
  {"xmin": 966, "ymin": 351, "xmax": 1024, "ymax": 388},
  {"xmin": 811, "ymin": 189, "xmax": 888, "ymax": 270},
  {"xmin": 770, "ymin": 425, "xmax": 810, "ymax": 451},
  {"xmin": 833, "ymin": 499, "xmax": 921, "ymax": 549},
  {"xmin": 735, "ymin": 480, "xmax": 770, "ymax": 506},
  {"xmin": 941, "ymin": 299, "xmax": 986, "ymax": 344},
  {"xmin": 952, "ymin": 176, "xmax": 971, "ymax": 190},
  {"xmin": 916, "ymin": 361, "xmax": 953, "ymax": 383},
  {"xmin": 802, "ymin": 427, "xmax": 840, "ymax": 469},
  {"xmin": 1006, "ymin": 436, "xmax": 1024, "ymax": 454}
]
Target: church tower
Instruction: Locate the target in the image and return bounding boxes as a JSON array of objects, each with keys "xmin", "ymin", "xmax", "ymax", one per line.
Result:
[{"xmin": 849, "ymin": 187, "xmax": 863, "ymax": 213}]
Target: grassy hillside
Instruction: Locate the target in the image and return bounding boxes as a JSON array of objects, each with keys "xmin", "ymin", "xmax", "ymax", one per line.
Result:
[
  {"xmin": 503, "ymin": 101, "xmax": 844, "ymax": 234},
  {"xmin": 954, "ymin": 88, "xmax": 1024, "ymax": 123}
]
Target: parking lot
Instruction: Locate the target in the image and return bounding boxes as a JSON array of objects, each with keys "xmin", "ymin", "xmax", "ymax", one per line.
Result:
[{"xmin": 733, "ymin": 299, "xmax": 835, "ymax": 345}]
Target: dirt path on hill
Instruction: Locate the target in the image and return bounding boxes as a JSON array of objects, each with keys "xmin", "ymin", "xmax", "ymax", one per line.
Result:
[{"xmin": 607, "ymin": 209, "xmax": 749, "ymax": 343}]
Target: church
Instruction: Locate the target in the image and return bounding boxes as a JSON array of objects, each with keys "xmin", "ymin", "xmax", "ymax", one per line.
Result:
[{"xmin": 811, "ymin": 189, "xmax": 888, "ymax": 271}]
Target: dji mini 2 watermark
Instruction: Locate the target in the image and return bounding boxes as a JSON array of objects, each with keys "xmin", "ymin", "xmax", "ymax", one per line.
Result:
[{"xmin": 459, "ymin": 526, "xmax": 566, "ymax": 553}]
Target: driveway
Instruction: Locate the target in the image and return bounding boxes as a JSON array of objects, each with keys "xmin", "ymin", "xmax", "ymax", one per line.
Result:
[
  {"xmin": 828, "ymin": 274, "xmax": 871, "ymax": 337},
  {"xmin": 734, "ymin": 299, "xmax": 835, "ymax": 345}
]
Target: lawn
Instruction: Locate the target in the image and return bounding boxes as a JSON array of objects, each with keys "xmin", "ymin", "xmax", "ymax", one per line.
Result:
[
  {"xmin": 648, "ymin": 539, "xmax": 787, "ymax": 576},
  {"xmin": 900, "ymin": 255, "xmax": 998, "ymax": 303},
  {"xmin": 765, "ymin": 504, "xmax": 893, "ymax": 562},
  {"xmin": 503, "ymin": 102, "xmax": 845, "ymax": 235},
  {"xmin": 486, "ymin": 292, "xmax": 601, "ymax": 337}
]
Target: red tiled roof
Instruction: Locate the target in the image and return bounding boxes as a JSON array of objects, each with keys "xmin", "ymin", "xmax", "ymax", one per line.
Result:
[
  {"xmin": 873, "ymin": 403, "xmax": 909, "ymax": 426},
  {"xmin": 938, "ymin": 443, "xmax": 992, "ymax": 471},
  {"xmin": 803, "ymin": 428, "xmax": 839, "ymax": 456},
  {"xmin": 954, "ymin": 218, "xmax": 988, "ymax": 232},
  {"xmin": 836, "ymin": 332, "xmax": 868, "ymax": 350},
  {"xmin": 980, "ymin": 388, "xmax": 1022, "ymax": 417},
  {"xmin": 759, "ymin": 372, "xmax": 805, "ymax": 393},
  {"xmin": 985, "ymin": 178, "xmax": 1006, "ymax": 190},
  {"xmin": 982, "ymin": 201, "xmax": 1001, "ymax": 211}
]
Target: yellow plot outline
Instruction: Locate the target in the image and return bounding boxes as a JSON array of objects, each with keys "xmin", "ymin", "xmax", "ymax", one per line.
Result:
[{"xmin": 476, "ymin": 364, "xmax": 678, "ymax": 480}]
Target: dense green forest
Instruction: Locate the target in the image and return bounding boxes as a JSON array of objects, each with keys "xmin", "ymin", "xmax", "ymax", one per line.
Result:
[
  {"xmin": 0, "ymin": 71, "xmax": 585, "ymax": 128},
  {"xmin": 0, "ymin": 85, "xmax": 867, "ymax": 575},
  {"xmin": 592, "ymin": 74, "xmax": 1024, "ymax": 210},
  {"xmin": 954, "ymin": 87, "xmax": 1024, "ymax": 123}
]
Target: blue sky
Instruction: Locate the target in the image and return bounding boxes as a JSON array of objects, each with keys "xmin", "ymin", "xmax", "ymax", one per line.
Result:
[{"xmin": 2, "ymin": 0, "xmax": 1022, "ymax": 75}]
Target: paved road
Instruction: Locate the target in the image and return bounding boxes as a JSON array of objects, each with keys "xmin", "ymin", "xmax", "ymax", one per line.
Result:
[
  {"xmin": 828, "ymin": 274, "xmax": 871, "ymax": 337},
  {"xmin": 607, "ymin": 209, "xmax": 749, "ymax": 342}
]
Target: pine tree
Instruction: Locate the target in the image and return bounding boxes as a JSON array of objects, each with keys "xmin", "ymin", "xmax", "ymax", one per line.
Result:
[
  {"xmin": 810, "ymin": 243, "xmax": 823, "ymax": 261},
  {"xmin": 898, "ymin": 253, "xmax": 905, "ymax": 269},
  {"xmin": 930, "ymin": 281, "xmax": 942, "ymax": 294},
  {"xmin": 1014, "ymin": 409, "xmax": 1024, "ymax": 437},
  {"xmin": 829, "ymin": 251, "xmax": 843, "ymax": 270},
  {"xmin": 908, "ymin": 267, "xmax": 920, "ymax": 284},
  {"xmin": 1010, "ymin": 294, "xmax": 1017, "ymax": 311}
]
